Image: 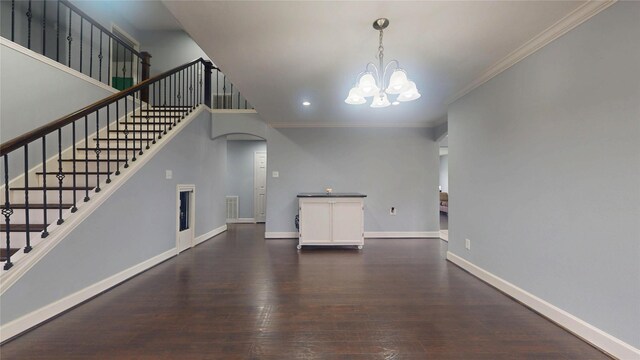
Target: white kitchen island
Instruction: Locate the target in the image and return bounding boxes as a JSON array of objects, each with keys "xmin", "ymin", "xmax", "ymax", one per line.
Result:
[{"xmin": 297, "ymin": 193, "xmax": 366, "ymax": 249}]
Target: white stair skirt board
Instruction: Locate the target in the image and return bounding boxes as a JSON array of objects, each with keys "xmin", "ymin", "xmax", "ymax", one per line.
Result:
[
  {"xmin": 227, "ymin": 218, "xmax": 256, "ymax": 224},
  {"xmin": 0, "ymin": 248, "xmax": 176, "ymax": 343},
  {"xmin": 446, "ymin": 252, "xmax": 640, "ymax": 360},
  {"xmin": 194, "ymin": 225, "xmax": 227, "ymax": 246},
  {"xmin": 0, "ymin": 106, "xmax": 206, "ymax": 295},
  {"xmin": 440, "ymin": 230, "xmax": 449, "ymax": 242},
  {"xmin": 263, "ymin": 231, "xmax": 441, "ymax": 239}
]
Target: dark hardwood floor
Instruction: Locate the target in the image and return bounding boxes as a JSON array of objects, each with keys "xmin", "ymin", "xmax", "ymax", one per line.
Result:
[{"xmin": 1, "ymin": 224, "xmax": 608, "ymax": 359}]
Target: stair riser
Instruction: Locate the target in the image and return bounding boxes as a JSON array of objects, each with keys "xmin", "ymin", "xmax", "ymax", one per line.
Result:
[
  {"xmin": 35, "ymin": 174, "xmax": 102, "ymax": 187},
  {"xmin": 4, "ymin": 208, "xmax": 60, "ymax": 223},
  {"xmin": 60, "ymin": 161, "xmax": 124, "ymax": 173},
  {"xmin": 10, "ymin": 190, "xmax": 90, "ymax": 203},
  {"xmin": 0, "ymin": 231, "xmax": 44, "ymax": 249}
]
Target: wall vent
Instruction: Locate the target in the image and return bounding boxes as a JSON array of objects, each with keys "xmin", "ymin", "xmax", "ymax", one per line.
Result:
[{"xmin": 226, "ymin": 196, "xmax": 239, "ymax": 221}]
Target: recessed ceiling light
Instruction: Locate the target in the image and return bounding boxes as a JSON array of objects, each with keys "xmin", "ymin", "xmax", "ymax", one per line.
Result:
[
  {"xmin": 302, "ymin": 101, "xmax": 311, "ymax": 106},
  {"xmin": 392, "ymin": 101, "xmax": 400, "ymax": 106}
]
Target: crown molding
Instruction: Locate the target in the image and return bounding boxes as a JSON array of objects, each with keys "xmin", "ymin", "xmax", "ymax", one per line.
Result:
[
  {"xmin": 447, "ymin": 0, "xmax": 617, "ymax": 105},
  {"xmin": 269, "ymin": 122, "xmax": 432, "ymax": 129}
]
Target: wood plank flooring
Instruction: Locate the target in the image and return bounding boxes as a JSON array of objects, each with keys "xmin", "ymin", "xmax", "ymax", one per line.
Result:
[{"xmin": 0, "ymin": 224, "xmax": 609, "ymax": 359}]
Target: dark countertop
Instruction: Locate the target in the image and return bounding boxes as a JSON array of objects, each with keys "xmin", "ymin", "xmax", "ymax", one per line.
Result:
[{"xmin": 297, "ymin": 193, "xmax": 367, "ymax": 198}]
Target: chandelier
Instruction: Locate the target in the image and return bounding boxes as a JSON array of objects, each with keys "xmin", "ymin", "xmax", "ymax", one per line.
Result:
[{"xmin": 345, "ymin": 18, "xmax": 421, "ymax": 108}]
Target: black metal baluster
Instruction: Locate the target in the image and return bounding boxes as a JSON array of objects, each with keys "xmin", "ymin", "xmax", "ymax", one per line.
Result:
[
  {"xmin": 145, "ymin": 90, "xmax": 150, "ymax": 150},
  {"xmin": 71, "ymin": 121, "xmax": 77, "ymax": 212},
  {"xmin": 107, "ymin": 35, "xmax": 111, "ymax": 85},
  {"xmin": 216, "ymin": 69, "xmax": 219, "ymax": 108},
  {"xmin": 115, "ymin": 100, "xmax": 121, "ymax": 175},
  {"xmin": 230, "ymin": 83, "xmax": 234, "ymax": 109},
  {"xmin": 152, "ymin": 83, "xmax": 157, "ymax": 144},
  {"xmin": 56, "ymin": 0, "xmax": 60, "ymax": 61},
  {"xmin": 223, "ymin": 74, "xmax": 227, "ymax": 109},
  {"xmin": 23, "ymin": 145, "xmax": 32, "ymax": 253},
  {"xmin": 237, "ymin": 87, "xmax": 241, "ymax": 110},
  {"xmin": 98, "ymin": 31, "xmax": 103, "ymax": 83},
  {"xmin": 11, "ymin": 0, "xmax": 15, "ymax": 42},
  {"xmin": 67, "ymin": 7, "xmax": 72, "ymax": 68},
  {"xmin": 106, "ymin": 104, "xmax": 112, "ymax": 183},
  {"xmin": 41, "ymin": 136, "xmax": 49, "ymax": 238},
  {"xmin": 26, "ymin": 0, "xmax": 33, "ymax": 49},
  {"xmin": 124, "ymin": 96, "xmax": 130, "ymax": 168},
  {"xmin": 89, "ymin": 24, "xmax": 93, "ymax": 78},
  {"xmin": 83, "ymin": 115, "xmax": 89, "ymax": 202},
  {"xmin": 94, "ymin": 111, "xmax": 101, "ymax": 192},
  {"xmin": 56, "ymin": 129, "xmax": 64, "ymax": 224},
  {"xmin": 79, "ymin": 18, "xmax": 83, "ymax": 74},
  {"xmin": 138, "ymin": 90, "xmax": 143, "ymax": 156},
  {"xmin": 41, "ymin": 0, "xmax": 46, "ymax": 55},
  {"xmin": 3, "ymin": 154, "xmax": 13, "ymax": 269}
]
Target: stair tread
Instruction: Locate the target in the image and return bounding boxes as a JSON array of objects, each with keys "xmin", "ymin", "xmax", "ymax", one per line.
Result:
[
  {"xmin": 93, "ymin": 138, "xmax": 155, "ymax": 141},
  {"xmin": 36, "ymin": 171, "xmax": 112, "ymax": 175},
  {"xmin": 1, "ymin": 248, "xmax": 20, "ymax": 261},
  {"xmin": 77, "ymin": 147, "xmax": 142, "ymax": 150},
  {"xmin": 129, "ymin": 116, "xmax": 181, "ymax": 119},
  {"xmin": 59, "ymin": 158, "xmax": 127, "ymax": 162},
  {"xmin": 1, "ymin": 224, "xmax": 48, "ymax": 232},
  {"xmin": 1, "ymin": 203, "xmax": 74, "ymax": 209},
  {"xmin": 120, "ymin": 121, "xmax": 176, "ymax": 124},
  {"xmin": 108, "ymin": 130, "xmax": 164, "ymax": 133},
  {"xmin": 11, "ymin": 186, "xmax": 95, "ymax": 190}
]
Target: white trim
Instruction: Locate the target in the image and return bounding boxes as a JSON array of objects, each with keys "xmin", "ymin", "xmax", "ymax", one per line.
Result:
[
  {"xmin": 194, "ymin": 225, "xmax": 227, "ymax": 246},
  {"xmin": 269, "ymin": 122, "xmax": 431, "ymax": 128},
  {"xmin": 264, "ymin": 232, "xmax": 298, "ymax": 239},
  {"xmin": 440, "ymin": 230, "xmax": 449, "ymax": 242},
  {"xmin": 364, "ymin": 231, "xmax": 440, "ymax": 238},
  {"xmin": 446, "ymin": 251, "xmax": 639, "ymax": 360},
  {"xmin": 175, "ymin": 184, "xmax": 196, "ymax": 254},
  {"xmin": 0, "ymin": 106, "xmax": 206, "ymax": 295},
  {"xmin": 447, "ymin": 0, "xmax": 617, "ymax": 104},
  {"xmin": 227, "ymin": 218, "xmax": 256, "ymax": 224},
  {"xmin": 209, "ymin": 109, "xmax": 257, "ymax": 114},
  {"xmin": 0, "ymin": 248, "xmax": 176, "ymax": 343},
  {"xmin": 0, "ymin": 38, "xmax": 116, "ymax": 94},
  {"xmin": 263, "ymin": 231, "xmax": 441, "ymax": 239}
]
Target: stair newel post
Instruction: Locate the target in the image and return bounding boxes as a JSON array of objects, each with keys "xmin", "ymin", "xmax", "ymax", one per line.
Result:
[
  {"xmin": 94, "ymin": 111, "xmax": 101, "ymax": 193},
  {"xmin": 3, "ymin": 154, "xmax": 14, "ymax": 270},
  {"xmin": 56, "ymin": 128, "xmax": 64, "ymax": 224},
  {"xmin": 106, "ymin": 104, "xmax": 112, "ymax": 183},
  {"xmin": 83, "ymin": 115, "xmax": 90, "ymax": 201},
  {"xmin": 23, "ymin": 145, "xmax": 32, "ymax": 253},
  {"xmin": 140, "ymin": 51, "xmax": 151, "ymax": 104},
  {"xmin": 204, "ymin": 61, "xmax": 213, "ymax": 108},
  {"xmin": 71, "ymin": 121, "xmax": 77, "ymax": 212},
  {"xmin": 41, "ymin": 136, "xmax": 49, "ymax": 238}
]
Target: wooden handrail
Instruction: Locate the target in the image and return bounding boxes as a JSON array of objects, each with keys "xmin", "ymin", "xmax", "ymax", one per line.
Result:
[
  {"xmin": 59, "ymin": 0, "xmax": 141, "ymax": 57},
  {"xmin": 1, "ymin": 58, "xmax": 216, "ymax": 156}
]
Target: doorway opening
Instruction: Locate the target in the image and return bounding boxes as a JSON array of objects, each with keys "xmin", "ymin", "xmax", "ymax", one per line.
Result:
[
  {"xmin": 225, "ymin": 135, "xmax": 267, "ymax": 224},
  {"xmin": 176, "ymin": 184, "xmax": 195, "ymax": 253},
  {"xmin": 439, "ymin": 135, "xmax": 448, "ymax": 241},
  {"xmin": 110, "ymin": 25, "xmax": 140, "ymax": 90}
]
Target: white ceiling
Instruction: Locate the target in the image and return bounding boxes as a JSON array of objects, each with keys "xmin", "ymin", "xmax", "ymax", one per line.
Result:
[
  {"xmin": 109, "ymin": 1, "xmax": 183, "ymax": 31},
  {"xmin": 163, "ymin": 1, "xmax": 586, "ymax": 127}
]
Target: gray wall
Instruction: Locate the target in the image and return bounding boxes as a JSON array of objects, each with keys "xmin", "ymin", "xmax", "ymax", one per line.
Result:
[
  {"xmin": 226, "ymin": 140, "xmax": 267, "ymax": 219},
  {"xmin": 448, "ymin": 2, "xmax": 640, "ymax": 348},
  {"xmin": 0, "ymin": 111, "xmax": 227, "ymax": 324},
  {"xmin": 138, "ymin": 30, "xmax": 209, "ymax": 77},
  {"xmin": 266, "ymin": 127, "xmax": 440, "ymax": 233},
  {"xmin": 439, "ymin": 155, "xmax": 448, "ymax": 193}
]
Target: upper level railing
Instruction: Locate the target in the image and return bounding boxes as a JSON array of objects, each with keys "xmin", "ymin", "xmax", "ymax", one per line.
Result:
[{"xmin": 1, "ymin": 0, "xmax": 149, "ymax": 88}]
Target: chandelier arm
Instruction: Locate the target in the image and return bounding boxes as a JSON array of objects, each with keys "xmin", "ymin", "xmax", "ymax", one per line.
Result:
[
  {"xmin": 365, "ymin": 62, "xmax": 380, "ymax": 83},
  {"xmin": 382, "ymin": 60, "xmax": 400, "ymax": 90}
]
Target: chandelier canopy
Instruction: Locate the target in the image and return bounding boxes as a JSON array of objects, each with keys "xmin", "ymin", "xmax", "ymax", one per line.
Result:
[{"xmin": 345, "ymin": 18, "xmax": 421, "ymax": 108}]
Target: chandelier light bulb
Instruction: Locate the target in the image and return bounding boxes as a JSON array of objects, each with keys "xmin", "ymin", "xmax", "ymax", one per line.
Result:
[
  {"xmin": 357, "ymin": 73, "xmax": 379, "ymax": 97},
  {"xmin": 386, "ymin": 69, "xmax": 410, "ymax": 94},
  {"xmin": 397, "ymin": 81, "xmax": 421, "ymax": 102}
]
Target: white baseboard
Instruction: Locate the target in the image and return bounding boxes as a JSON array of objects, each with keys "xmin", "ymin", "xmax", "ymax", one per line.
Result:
[
  {"xmin": 440, "ymin": 230, "xmax": 449, "ymax": 242},
  {"xmin": 365, "ymin": 231, "xmax": 440, "ymax": 238},
  {"xmin": 264, "ymin": 232, "xmax": 298, "ymax": 239},
  {"xmin": 0, "ymin": 248, "xmax": 176, "ymax": 343},
  {"xmin": 194, "ymin": 225, "xmax": 227, "ymax": 246},
  {"xmin": 446, "ymin": 252, "xmax": 639, "ymax": 360},
  {"xmin": 263, "ymin": 231, "xmax": 441, "ymax": 239},
  {"xmin": 226, "ymin": 218, "xmax": 256, "ymax": 224}
]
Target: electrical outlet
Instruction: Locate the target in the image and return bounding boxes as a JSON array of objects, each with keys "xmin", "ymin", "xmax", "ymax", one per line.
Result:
[
  {"xmin": 165, "ymin": 170, "xmax": 173, "ymax": 180},
  {"xmin": 465, "ymin": 238, "xmax": 471, "ymax": 250},
  {"xmin": 272, "ymin": 171, "xmax": 279, "ymax": 178},
  {"xmin": 390, "ymin": 207, "xmax": 396, "ymax": 215}
]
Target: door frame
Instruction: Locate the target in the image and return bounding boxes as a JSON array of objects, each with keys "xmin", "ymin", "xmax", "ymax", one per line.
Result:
[
  {"xmin": 109, "ymin": 24, "xmax": 141, "ymax": 88},
  {"xmin": 253, "ymin": 151, "xmax": 267, "ymax": 222},
  {"xmin": 176, "ymin": 184, "xmax": 196, "ymax": 254}
]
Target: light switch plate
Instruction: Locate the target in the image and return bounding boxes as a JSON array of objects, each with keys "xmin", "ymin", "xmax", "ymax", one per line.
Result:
[
  {"xmin": 272, "ymin": 171, "xmax": 279, "ymax": 178},
  {"xmin": 165, "ymin": 170, "xmax": 173, "ymax": 179}
]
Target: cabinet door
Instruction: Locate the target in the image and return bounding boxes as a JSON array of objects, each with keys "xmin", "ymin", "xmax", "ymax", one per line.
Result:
[
  {"xmin": 332, "ymin": 200, "xmax": 363, "ymax": 243},
  {"xmin": 300, "ymin": 200, "xmax": 332, "ymax": 243}
]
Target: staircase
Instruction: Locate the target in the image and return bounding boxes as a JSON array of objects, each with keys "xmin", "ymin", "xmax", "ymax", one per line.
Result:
[{"xmin": 1, "ymin": 105, "xmax": 195, "ymax": 266}]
